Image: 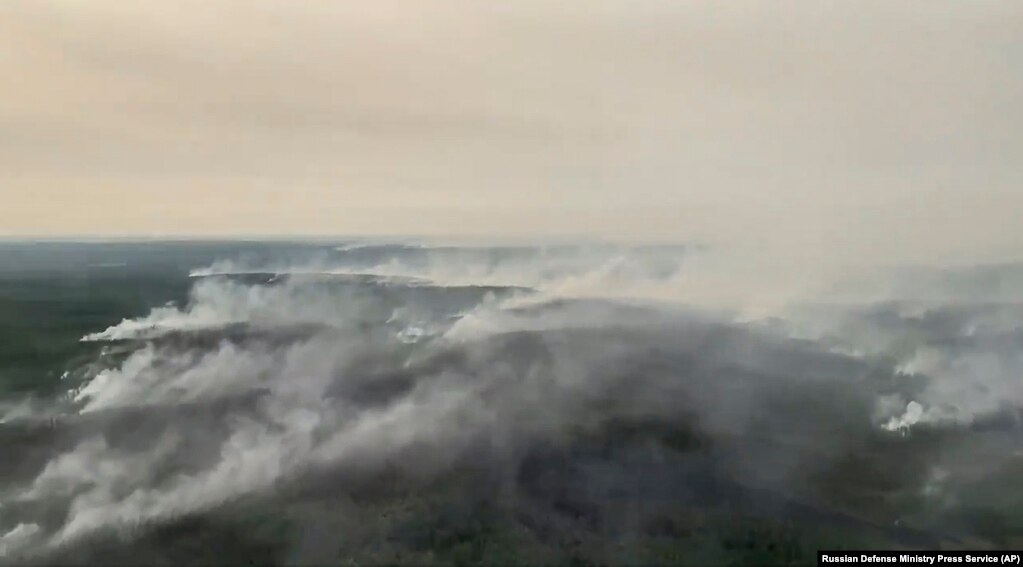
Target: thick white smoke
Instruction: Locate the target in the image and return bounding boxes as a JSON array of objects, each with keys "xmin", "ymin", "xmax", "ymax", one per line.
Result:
[{"xmin": 4, "ymin": 244, "xmax": 1023, "ymax": 560}]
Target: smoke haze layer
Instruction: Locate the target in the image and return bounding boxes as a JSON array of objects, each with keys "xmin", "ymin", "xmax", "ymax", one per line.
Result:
[{"xmin": 1, "ymin": 241, "xmax": 1022, "ymax": 564}]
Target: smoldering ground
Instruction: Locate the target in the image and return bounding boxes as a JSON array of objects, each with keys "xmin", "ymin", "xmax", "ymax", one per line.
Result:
[{"xmin": 2, "ymin": 246, "xmax": 1023, "ymax": 564}]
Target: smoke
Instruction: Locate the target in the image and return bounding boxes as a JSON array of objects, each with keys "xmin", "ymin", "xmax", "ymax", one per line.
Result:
[{"xmin": 3, "ymin": 244, "xmax": 1023, "ymax": 561}]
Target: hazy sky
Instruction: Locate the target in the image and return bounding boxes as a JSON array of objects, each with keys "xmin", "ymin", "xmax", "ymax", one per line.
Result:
[{"xmin": 2, "ymin": 1, "xmax": 1021, "ymax": 263}]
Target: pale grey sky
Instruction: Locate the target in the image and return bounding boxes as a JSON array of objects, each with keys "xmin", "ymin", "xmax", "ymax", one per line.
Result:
[{"xmin": 2, "ymin": 1, "xmax": 1021, "ymax": 263}]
